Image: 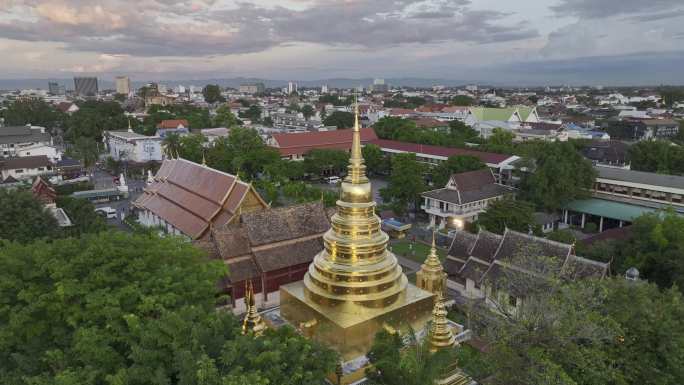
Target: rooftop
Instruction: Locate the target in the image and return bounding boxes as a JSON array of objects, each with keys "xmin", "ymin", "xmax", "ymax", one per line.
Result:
[
  {"xmin": 595, "ymin": 166, "xmax": 684, "ymax": 190},
  {"xmin": 371, "ymin": 138, "xmax": 515, "ymax": 166}
]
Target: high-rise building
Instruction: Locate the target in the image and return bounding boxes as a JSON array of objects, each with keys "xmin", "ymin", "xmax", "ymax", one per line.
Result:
[
  {"xmin": 48, "ymin": 82, "xmax": 65, "ymax": 95},
  {"xmin": 321, "ymin": 84, "xmax": 328, "ymax": 94},
  {"xmin": 73, "ymin": 77, "xmax": 98, "ymax": 96},
  {"xmin": 239, "ymin": 83, "xmax": 265, "ymax": 94},
  {"xmin": 372, "ymin": 78, "xmax": 389, "ymax": 92},
  {"xmin": 288, "ymin": 81, "xmax": 297, "ymax": 95},
  {"xmin": 115, "ymin": 76, "xmax": 130, "ymax": 95}
]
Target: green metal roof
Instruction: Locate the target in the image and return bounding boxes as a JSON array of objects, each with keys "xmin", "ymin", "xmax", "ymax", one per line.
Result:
[
  {"xmin": 563, "ymin": 198, "xmax": 657, "ymax": 222},
  {"xmin": 470, "ymin": 107, "xmax": 518, "ymax": 122},
  {"xmin": 517, "ymin": 107, "xmax": 534, "ymax": 121}
]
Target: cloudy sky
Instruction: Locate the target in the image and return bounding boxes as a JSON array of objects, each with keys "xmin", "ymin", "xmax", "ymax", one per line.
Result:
[{"xmin": 1, "ymin": 0, "xmax": 683, "ymax": 85}]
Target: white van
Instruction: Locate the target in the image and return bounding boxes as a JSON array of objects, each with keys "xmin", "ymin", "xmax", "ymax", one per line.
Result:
[
  {"xmin": 325, "ymin": 176, "xmax": 341, "ymax": 184},
  {"xmin": 95, "ymin": 206, "xmax": 117, "ymax": 219}
]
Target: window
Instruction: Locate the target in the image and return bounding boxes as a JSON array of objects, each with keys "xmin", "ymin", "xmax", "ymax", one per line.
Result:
[{"xmin": 15, "ymin": 169, "xmax": 23, "ymax": 174}]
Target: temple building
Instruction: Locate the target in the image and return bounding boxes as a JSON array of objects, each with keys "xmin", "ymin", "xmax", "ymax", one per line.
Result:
[
  {"xmin": 444, "ymin": 229, "xmax": 609, "ymax": 311},
  {"xmin": 194, "ymin": 201, "xmax": 330, "ymax": 310},
  {"xmin": 279, "ymin": 103, "xmax": 434, "ymax": 366},
  {"xmin": 133, "ymin": 158, "xmax": 267, "ymax": 240}
]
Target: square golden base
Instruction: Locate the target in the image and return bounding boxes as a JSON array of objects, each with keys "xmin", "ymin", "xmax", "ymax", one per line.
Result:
[{"xmin": 280, "ymin": 281, "xmax": 434, "ymax": 361}]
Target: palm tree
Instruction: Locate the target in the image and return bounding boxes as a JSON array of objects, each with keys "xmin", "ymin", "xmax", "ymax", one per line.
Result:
[
  {"xmin": 162, "ymin": 132, "xmax": 181, "ymax": 158},
  {"xmin": 71, "ymin": 137, "xmax": 100, "ymax": 176}
]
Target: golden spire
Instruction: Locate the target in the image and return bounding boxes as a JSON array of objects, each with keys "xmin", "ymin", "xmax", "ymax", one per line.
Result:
[
  {"xmin": 242, "ymin": 281, "xmax": 267, "ymax": 336},
  {"xmin": 302, "ymin": 92, "xmax": 408, "ymax": 309},
  {"xmin": 429, "ymin": 293, "xmax": 455, "ymax": 352},
  {"xmin": 416, "ymin": 230, "xmax": 447, "ymax": 296},
  {"xmin": 202, "ymin": 150, "xmax": 207, "ymax": 166}
]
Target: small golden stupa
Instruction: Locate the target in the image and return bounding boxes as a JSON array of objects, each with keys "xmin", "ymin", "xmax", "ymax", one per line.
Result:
[
  {"xmin": 416, "ymin": 231, "xmax": 448, "ymax": 296},
  {"xmin": 242, "ymin": 281, "xmax": 267, "ymax": 336},
  {"xmin": 428, "ymin": 293, "xmax": 456, "ymax": 352},
  {"xmin": 280, "ymin": 100, "xmax": 434, "ymax": 361}
]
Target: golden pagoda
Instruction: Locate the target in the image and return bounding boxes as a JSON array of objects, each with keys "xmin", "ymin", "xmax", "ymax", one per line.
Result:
[
  {"xmin": 280, "ymin": 99, "xmax": 434, "ymax": 361},
  {"xmin": 242, "ymin": 281, "xmax": 267, "ymax": 336},
  {"xmin": 416, "ymin": 231, "xmax": 448, "ymax": 296},
  {"xmin": 428, "ymin": 293, "xmax": 456, "ymax": 352}
]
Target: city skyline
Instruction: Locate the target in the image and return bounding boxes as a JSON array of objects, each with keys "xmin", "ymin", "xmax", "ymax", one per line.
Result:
[{"xmin": 0, "ymin": 0, "xmax": 683, "ymax": 85}]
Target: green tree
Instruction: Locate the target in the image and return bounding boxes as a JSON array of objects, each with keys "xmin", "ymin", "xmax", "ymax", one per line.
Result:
[
  {"xmin": 65, "ymin": 100, "xmax": 129, "ymax": 141},
  {"xmin": 482, "ymin": 276, "xmax": 684, "ymax": 385},
  {"xmin": 362, "ymin": 143, "xmax": 388, "ymax": 176},
  {"xmin": 432, "ymin": 155, "xmax": 486, "ymax": 187},
  {"xmin": 303, "ymin": 149, "xmax": 350, "ymax": 177},
  {"xmin": 301, "ymin": 104, "xmax": 315, "ymax": 121},
  {"xmin": 70, "ymin": 136, "xmax": 100, "ymax": 172},
  {"xmin": 0, "ymin": 232, "xmax": 337, "ymax": 384},
  {"xmin": 484, "ymin": 128, "xmax": 515, "ymax": 153},
  {"xmin": 366, "ymin": 330, "xmax": 457, "ymax": 385},
  {"xmin": 55, "ymin": 196, "xmax": 108, "ymax": 237},
  {"xmin": 213, "ymin": 105, "xmax": 239, "ymax": 127},
  {"xmin": 202, "ymin": 84, "xmax": 225, "ymax": 104},
  {"xmin": 323, "ymin": 111, "xmax": 354, "ymax": 128},
  {"xmin": 0, "ymin": 189, "xmax": 57, "ymax": 243},
  {"xmin": 450, "ymin": 95, "xmax": 474, "ymax": 106},
  {"xmin": 519, "ymin": 141, "xmax": 596, "ymax": 210},
  {"xmin": 1, "ymin": 99, "xmax": 65, "ymax": 130},
  {"xmin": 448, "ymin": 120, "xmax": 479, "ymax": 142},
  {"xmin": 162, "ymin": 132, "xmax": 182, "ymax": 158},
  {"xmin": 178, "ymin": 134, "xmax": 207, "ymax": 163},
  {"xmin": 239, "ymin": 105, "xmax": 262, "ymax": 123},
  {"xmin": 628, "ymin": 140, "xmax": 684, "ymax": 175},
  {"xmin": 380, "ymin": 153, "xmax": 427, "ymax": 216},
  {"xmin": 476, "ymin": 198, "xmax": 537, "ymax": 235}
]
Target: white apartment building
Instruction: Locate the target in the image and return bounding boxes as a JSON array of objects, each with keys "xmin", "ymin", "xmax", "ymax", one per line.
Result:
[{"xmin": 104, "ymin": 130, "xmax": 163, "ymax": 163}]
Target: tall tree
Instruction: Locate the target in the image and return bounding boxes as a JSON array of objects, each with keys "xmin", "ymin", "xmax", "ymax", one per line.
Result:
[
  {"xmin": 70, "ymin": 136, "xmax": 100, "ymax": 173},
  {"xmin": 0, "ymin": 189, "xmax": 57, "ymax": 243},
  {"xmin": 380, "ymin": 153, "xmax": 427, "ymax": 216},
  {"xmin": 178, "ymin": 134, "xmax": 207, "ymax": 163},
  {"xmin": 301, "ymin": 104, "xmax": 315, "ymax": 121},
  {"xmin": 476, "ymin": 198, "xmax": 537, "ymax": 235},
  {"xmin": 55, "ymin": 196, "xmax": 108, "ymax": 237},
  {"xmin": 519, "ymin": 141, "xmax": 596, "ymax": 210},
  {"xmin": 202, "ymin": 84, "xmax": 225, "ymax": 104},
  {"xmin": 484, "ymin": 128, "xmax": 515, "ymax": 153},
  {"xmin": 432, "ymin": 155, "xmax": 486, "ymax": 187},
  {"xmin": 213, "ymin": 105, "xmax": 240, "ymax": 127},
  {"xmin": 162, "ymin": 132, "xmax": 182, "ymax": 158},
  {"xmin": 303, "ymin": 149, "xmax": 350, "ymax": 177},
  {"xmin": 362, "ymin": 143, "xmax": 388, "ymax": 176},
  {"xmin": 323, "ymin": 111, "xmax": 354, "ymax": 129},
  {"xmin": 1, "ymin": 100, "xmax": 65, "ymax": 130},
  {"xmin": 0, "ymin": 232, "xmax": 337, "ymax": 384}
]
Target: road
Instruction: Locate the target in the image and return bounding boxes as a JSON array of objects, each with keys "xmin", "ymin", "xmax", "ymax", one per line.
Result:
[{"xmin": 91, "ymin": 168, "xmax": 147, "ymax": 231}]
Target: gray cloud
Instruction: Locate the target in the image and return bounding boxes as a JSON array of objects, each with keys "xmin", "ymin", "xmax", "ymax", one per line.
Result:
[
  {"xmin": 551, "ymin": 0, "xmax": 682, "ymax": 19},
  {"xmin": 0, "ymin": 0, "xmax": 538, "ymax": 57}
]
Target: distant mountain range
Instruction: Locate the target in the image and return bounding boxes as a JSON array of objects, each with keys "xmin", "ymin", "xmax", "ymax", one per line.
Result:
[{"xmin": 0, "ymin": 77, "xmax": 482, "ymax": 91}]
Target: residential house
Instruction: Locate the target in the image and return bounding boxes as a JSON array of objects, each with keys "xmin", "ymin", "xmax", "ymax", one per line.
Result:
[
  {"xmin": 0, "ymin": 126, "xmax": 59, "ymax": 160},
  {"xmin": 31, "ymin": 177, "xmax": 72, "ymax": 227},
  {"xmin": 639, "ymin": 119, "xmax": 679, "ymax": 139},
  {"xmin": 104, "ymin": 130, "xmax": 163, "ymax": 163},
  {"xmin": 466, "ymin": 106, "xmax": 540, "ymax": 138},
  {"xmin": 0, "ymin": 155, "xmax": 53, "ymax": 180},
  {"xmin": 133, "ymin": 158, "xmax": 268, "ymax": 240},
  {"xmin": 581, "ymin": 140, "xmax": 630, "ymax": 169},
  {"xmin": 421, "ymin": 169, "xmax": 516, "ymax": 230},
  {"xmin": 155, "ymin": 119, "xmax": 190, "ymax": 138}
]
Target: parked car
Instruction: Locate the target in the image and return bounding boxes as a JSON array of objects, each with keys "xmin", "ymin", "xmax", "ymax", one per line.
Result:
[
  {"xmin": 95, "ymin": 206, "xmax": 117, "ymax": 219},
  {"xmin": 325, "ymin": 176, "xmax": 341, "ymax": 184}
]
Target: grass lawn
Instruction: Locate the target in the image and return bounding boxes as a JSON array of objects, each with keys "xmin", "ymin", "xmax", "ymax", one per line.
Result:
[{"xmin": 389, "ymin": 239, "xmax": 447, "ymax": 264}]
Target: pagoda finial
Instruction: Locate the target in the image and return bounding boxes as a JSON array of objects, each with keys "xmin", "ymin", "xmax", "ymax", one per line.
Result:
[
  {"xmin": 127, "ymin": 117, "xmax": 133, "ymax": 133},
  {"xmin": 416, "ymin": 230, "xmax": 447, "ymax": 295},
  {"xmin": 429, "ymin": 292, "xmax": 456, "ymax": 352},
  {"xmin": 345, "ymin": 94, "xmax": 367, "ymax": 184},
  {"xmin": 202, "ymin": 150, "xmax": 207, "ymax": 166},
  {"xmin": 242, "ymin": 281, "xmax": 267, "ymax": 337}
]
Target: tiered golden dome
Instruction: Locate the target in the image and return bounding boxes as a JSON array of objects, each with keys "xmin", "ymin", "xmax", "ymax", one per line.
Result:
[{"xmin": 303, "ymin": 102, "xmax": 408, "ymax": 309}]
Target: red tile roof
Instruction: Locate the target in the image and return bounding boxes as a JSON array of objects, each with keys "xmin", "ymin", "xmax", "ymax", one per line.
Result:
[
  {"xmin": 156, "ymin": 119, "xmax": 189, "ymax": 129},
  {"xmin": 271, "ymin": 128, "xmax": 378, "ymax": 156},
  {"xmin": 133, "ymin": 158, "xmax": 266, "ymax": 239},
  {"xmin": 370, "ymin": 139, "xmax": 513, "ymax": 165}
]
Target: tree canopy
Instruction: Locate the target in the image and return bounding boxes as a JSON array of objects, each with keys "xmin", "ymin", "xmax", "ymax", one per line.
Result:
[
  {"xmin": 519, "ymin": 141, "xmax": 596, "ymax": 210},
  {"xmin": 202, "ymin": 84, "xmax": 225, "ymax": 104},
  {"xmin": 0, "ymin": 189, "xmax": 57, "ymax": 243},
  {"xmin": 303, "ymin": 149, "xmax": 349, "ymax": 177},
  {"xmin": 476, "ymin": 198, "xmax": 538, "ymax": 235},
  {"xmin": 380, "ymin": 153, "xmax": 427, "ymax": 216},
  {"xmin": 628, "ymin": 140, "xmax": 684, "ymax": 175},
  {"xmin": 362, "ymin": 143, "xmax": 389, "ymax": 176},
  {"xmin": 323, "ymin": 111, "xmax": 354, "ymax": 129},
  {"xmin": 0, "ymin": 232, "xmax": 337, "ymax": 384},
  {"xmin": 431, "ymin": 155, "xmax": 486, "ymax": 187},
  {"xmin": 65, "ymin": 100, "xmax": 128, "ymax": 141},
  {"xmin": 1, "ymin": 100, "xmax": 65, "ymax": 130}
]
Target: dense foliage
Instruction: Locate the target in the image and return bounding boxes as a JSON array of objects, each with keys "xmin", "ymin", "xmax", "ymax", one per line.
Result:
[
  {"xmin": 0, "ymin": 232, "xmax": 337, "ymax": 384},
  {"xmin": 480, "ymin": 277, "xmax": 684, "ymax": 385},
  {"xmin": 380, "ymin": 153, "xmax": 427, "ymax": 216},
  {"xmin": 323, "ymin": 111, "xmax": 354, "ymax": 128},
  {"xmin": 476, "ymin": 198, "xmax": 538, "ymax": 235},
  {"xmin": 303, "ymin": 149, "xmax": 349, "ymax": 177},
  {"xmin": 373, "ymin": 117, "xmax": 480, "ymax": 148},
  {"xmin": 518, "ymin": 141, "xmax": 596, "ymax": 210},
  {"xmin": 55, "ymin": 196, "xmax": 109, "ymax": 237},
  {"xmin": 65, "ymin": 101, "xmax": 129, "ymax": 140},
  {"xmin": 366, "ymin": 330, "xmax": 456, "ymax": 385},
  {"xmin": 0, "ymin": 189, "xmax": 57, "ymax": 243},
  {"xmin": 202, "ymin": 84, "xmax": 225, "ymax": 104},
  {"xmin": 1, "ymin": 100, "xmax": 64, "ymax": 130},
  {"xmin": 628, "ymin": 140, "xmax": 684, "ymax": 175}
]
